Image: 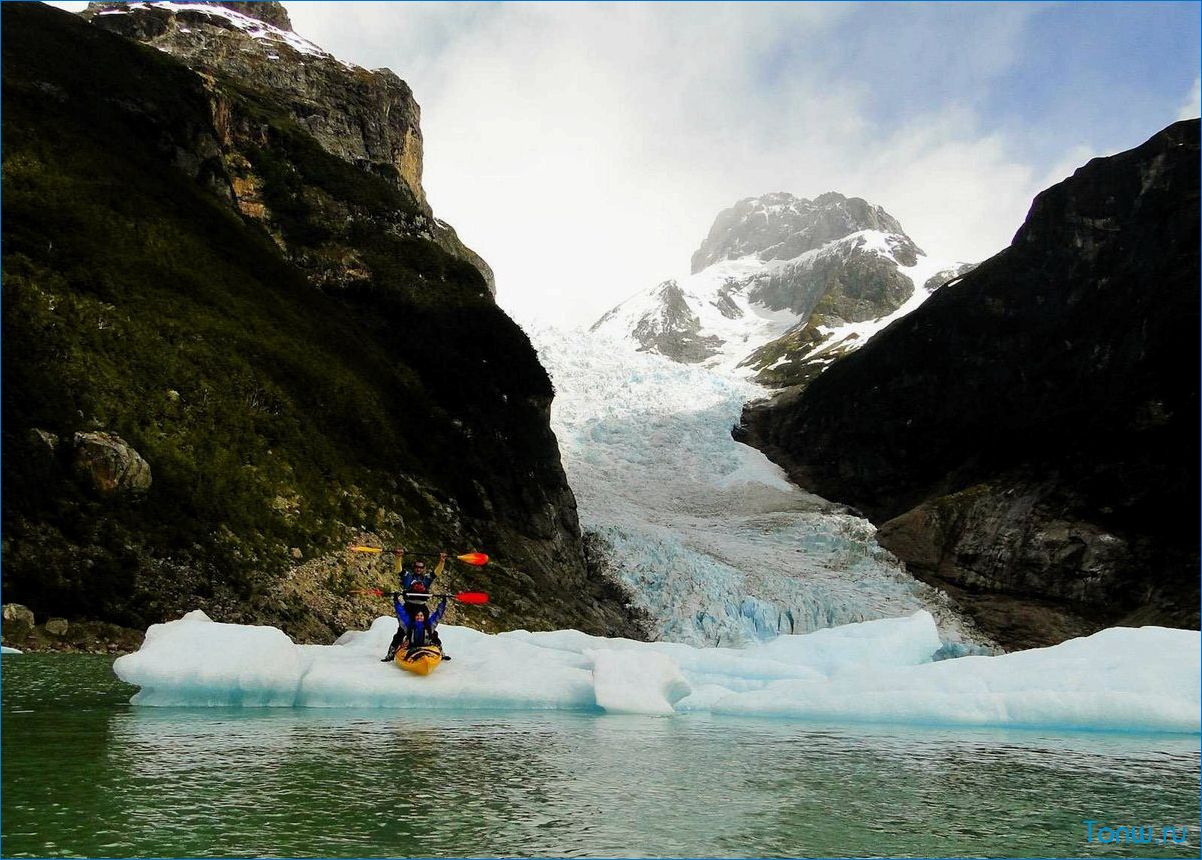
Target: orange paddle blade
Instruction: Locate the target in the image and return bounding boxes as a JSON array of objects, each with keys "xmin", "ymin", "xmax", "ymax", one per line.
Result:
[
  {"xmin": 454, "ymin": 592, "xmax": 489, "ymax": 604},
  {"xmin": 457, "ymin": 552, "xmax": 489, "ymax": 566}
]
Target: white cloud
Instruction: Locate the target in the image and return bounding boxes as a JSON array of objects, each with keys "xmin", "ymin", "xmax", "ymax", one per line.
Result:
[
  {"xmin": 286, "ymin": 2, "xmax": 1060, "ymax": 326},
  {"xmin": 47, "ymin": 2, "xmax": 1191, "ymax": 328},
  {"xmin": 1178, "ymin": 77, "xmax": 1201, "ymax": 120}
]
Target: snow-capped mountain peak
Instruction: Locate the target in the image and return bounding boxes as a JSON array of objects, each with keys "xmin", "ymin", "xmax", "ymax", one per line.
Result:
[
  {"xmin": 592, "ymin": 191, "xmax": 973, "ymax": 385},
  {"xmin": 690, "ymin": 190, "xmax": 919, "ymax": 273}
]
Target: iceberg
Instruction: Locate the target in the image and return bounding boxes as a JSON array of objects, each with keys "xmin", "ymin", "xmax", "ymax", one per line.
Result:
[{"xmin": 114, "ymin": 610, "xmax": 1200, "ymax": 733}]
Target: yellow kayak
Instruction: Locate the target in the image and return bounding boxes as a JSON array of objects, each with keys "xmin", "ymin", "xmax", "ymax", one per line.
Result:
[{"xmin": 396, "ymin": 644, "xmax": 442, "ymax": 676}]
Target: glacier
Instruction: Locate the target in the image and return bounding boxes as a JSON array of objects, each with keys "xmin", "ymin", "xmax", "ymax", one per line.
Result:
[
  {"xmin": 112, "ymin": 610, "xmax": 1201, "ymax": 734},
  {"xmin": 531, "ymin": 325, "xmax": 986, "ymax": 649}
]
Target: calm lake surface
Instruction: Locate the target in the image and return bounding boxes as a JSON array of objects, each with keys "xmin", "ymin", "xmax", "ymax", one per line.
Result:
[{"xmin": 2, "ymin": 653, "xmax": 1198, "ymax": 858}]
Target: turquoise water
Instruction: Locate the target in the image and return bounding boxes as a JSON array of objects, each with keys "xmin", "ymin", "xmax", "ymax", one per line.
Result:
[{"xmin": 2, "ymin": 654, "xmax": 1199, "ymax": 857}]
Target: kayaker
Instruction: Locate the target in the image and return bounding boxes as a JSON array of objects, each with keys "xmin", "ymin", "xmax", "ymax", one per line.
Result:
[
  {"xmin": 399, "ymin": 552, "xmax": 445, "ymax": 616},
  {"xmin": 381, "ymin": 593, "xmax": 449, "ymax": 662}
]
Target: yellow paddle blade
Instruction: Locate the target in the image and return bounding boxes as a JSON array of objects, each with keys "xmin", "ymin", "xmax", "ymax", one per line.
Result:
[{"xmin": 349, "ymin": 546, "xmax": 384, "ymax": 554}]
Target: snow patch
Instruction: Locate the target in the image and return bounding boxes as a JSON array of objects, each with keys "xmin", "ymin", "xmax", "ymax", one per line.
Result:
[{"xmin": 122, "ymin": 2, "xmax": 360, "ymax": 70}]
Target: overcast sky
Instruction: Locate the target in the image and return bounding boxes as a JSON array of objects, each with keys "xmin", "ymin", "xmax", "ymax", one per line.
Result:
[{"xmin": 53, "ymin": 2, "xmax": 1202, "ymax": 326}]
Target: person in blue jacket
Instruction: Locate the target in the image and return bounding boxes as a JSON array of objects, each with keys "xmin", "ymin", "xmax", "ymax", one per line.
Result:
[
  {"xmin": 381, "ymin": 593, "xmax": 449, "ymax": 662},
  {"xmin": 397, "ymin": 552, "xmax": 444, "ymax": 617}
]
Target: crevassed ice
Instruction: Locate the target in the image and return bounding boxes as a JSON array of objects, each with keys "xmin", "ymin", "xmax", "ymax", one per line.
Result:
[
  {"xmin": 529, "ymin": 325, "xmax": 985, "ymax": 649},
  {"xmin": 113, "ymin": 610, "xmax": 1201, "ymax": 734}
]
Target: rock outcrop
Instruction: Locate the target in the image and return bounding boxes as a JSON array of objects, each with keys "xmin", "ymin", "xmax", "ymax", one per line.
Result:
[
  {"xmin": 2, "ymin": 3, "xmax": 627, "ymax": 642},
  {"xmin": 625, "ymin": 280, "xmax": 724, "ymax": 362},
  {"xmin": 72, "ymin": 431, "xmax": 153, "ymax": 495},
  {"xmin": 690, "ymin": 191, "xmax": 919, "ymax": 273},
  {"xmin": 739, "ymin": 120, "xmax": 1201, "ymax": 648}
]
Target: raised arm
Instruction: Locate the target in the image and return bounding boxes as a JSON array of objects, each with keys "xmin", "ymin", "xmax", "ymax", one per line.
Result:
[
  {"xmin": 392, "ymin": 594, "xmax": 411, "ymax": 629},
  {"xmin": 429, "ymin": 596, "xmax": 448, "ymax": 626}
]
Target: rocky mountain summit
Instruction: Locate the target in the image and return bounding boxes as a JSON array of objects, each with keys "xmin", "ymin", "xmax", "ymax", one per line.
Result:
[
  {"xmin": 592, "ymin": 191, "xmax": 970, "ymax": 387},
  {"xmin": 739, "ymin": 120, "xmax": 1201, "ymax": 649},
  {"xmin": 690, "ymin": 191, "xmax": 919, "ymax": 272},
  {"xmin": 2, "ymin": 3, "xmax": 631, "ymax": 645}
]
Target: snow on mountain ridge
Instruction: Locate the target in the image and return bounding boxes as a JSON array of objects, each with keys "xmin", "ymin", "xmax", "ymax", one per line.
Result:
[
  {"xmin": 690, "ymin": 191, "xmax": 918, "ymax": 274},
  {"xmin": 93, "ymin": 2, "xmax": 356, "ymax": 67},
  {"xmin": 592, "ymin": 192, "xmax": 973, "ymax": 384}
]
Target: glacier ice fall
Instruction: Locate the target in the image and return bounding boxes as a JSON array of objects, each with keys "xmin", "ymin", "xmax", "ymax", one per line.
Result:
[{"xmin": 530, "ymin": 324, "xmax": 985, "ymax": 649}]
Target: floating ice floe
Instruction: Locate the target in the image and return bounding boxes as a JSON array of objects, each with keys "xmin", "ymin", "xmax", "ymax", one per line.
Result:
[{"xmin": 113, "ymin": 610, "xmax": 1200, "ymax": 734}]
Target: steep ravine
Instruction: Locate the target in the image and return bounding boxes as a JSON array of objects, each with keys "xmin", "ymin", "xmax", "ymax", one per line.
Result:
[
  {"xmin": 739, "ymin": 120, "xmax": 1201, "ymax": 649},
  {"xmin": 1, "ymin": 2, "xmax": 632, "ymax": 649}
]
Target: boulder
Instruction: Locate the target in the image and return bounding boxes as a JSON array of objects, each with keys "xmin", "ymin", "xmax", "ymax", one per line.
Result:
[
  {"xmin": 2, "ymin": 603, "xmax": 36, "ymax": 641},
  {"xmin": 73, "ymin": 431, "xmax": 152, "ymax": 495},
  {"xmin": 45, "ymin": 617, "xmax": 70, "ymax": 636}
]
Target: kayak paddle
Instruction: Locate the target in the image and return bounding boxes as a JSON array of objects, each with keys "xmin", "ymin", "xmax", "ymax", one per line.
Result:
[
  {"xmin": 349, "ymin": 547, "xmax": 490, "ymax": 566},
  {"xmin": 354, "ymin": 588, "xmax": 489, "ymax": 604}
]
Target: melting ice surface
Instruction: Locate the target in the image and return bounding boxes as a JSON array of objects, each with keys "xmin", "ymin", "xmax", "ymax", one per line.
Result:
[
  {"xmin": 530, "ymin": 326, "xmax": 983, "ymax": 648},
  {"xmin": 113, "ymin": 610, "xmax": 1200, "ymax": 734}
]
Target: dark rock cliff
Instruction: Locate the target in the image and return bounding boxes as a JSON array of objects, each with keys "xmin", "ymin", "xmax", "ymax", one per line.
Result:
[
  {"xmin": 738, "ymin": 121, "xmax": 1200, "ymax": 649},
  {"xmin": 81, "ymin": 0, "xmax": 494, "ymax": 293},
  {"xmin": 1, "ymin": 3, "xmax": 631, "ymax": 645}
]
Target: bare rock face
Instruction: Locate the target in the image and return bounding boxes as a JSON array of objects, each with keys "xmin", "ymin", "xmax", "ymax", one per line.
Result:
[
  {"xmin": 628, "ymin": 280, "xmax": 724, "ymax": 362},
  {"xmin": 81, "ymin": 1, "xmax": 494, "ymax": 292},
  {"xmin": 73, "ymin": 431, "xmax": 153, "ymax": 495},
  {"xmin": 739, "ymin": 120, "xmax": 1201, "ymax": 648},
  {"xmin": 691, "ymin": 191, "xmax": 920, "ymax": 274},
  {"xmin": 84, "ymin": 1, "xmax": 424, "ymax": 202}
]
